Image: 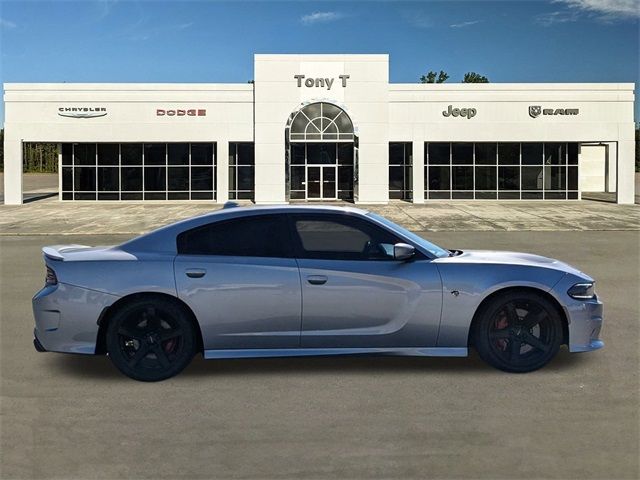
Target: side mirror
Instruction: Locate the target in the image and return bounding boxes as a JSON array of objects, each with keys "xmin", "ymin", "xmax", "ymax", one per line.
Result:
[{"xmin": 393, "ymin": 243, "xmax": 415, "ymax": 261}]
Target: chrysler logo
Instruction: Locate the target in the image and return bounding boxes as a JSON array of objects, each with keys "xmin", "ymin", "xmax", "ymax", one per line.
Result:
[
  {"xmin": 58, "ymin": 107, "xmax": 107, "ymax": 118},
  {"xmin": 529, "ymin": 105, "xmax": 579, "ymax": 118}
]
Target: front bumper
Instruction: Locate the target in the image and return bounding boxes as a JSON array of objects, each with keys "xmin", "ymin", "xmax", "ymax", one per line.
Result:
[
  {"xmin": 565, "ymin": 296, "xmax": 604, "ymax": 353},
  {"xmin": 33, "ymin": 332, "xmax": 47, "ymax": 352},
  {"xmin": 32, "ymin": 283, "xmax": 119, "ymax": 355}
]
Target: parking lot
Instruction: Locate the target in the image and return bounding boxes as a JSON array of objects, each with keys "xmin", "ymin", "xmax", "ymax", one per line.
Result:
[{"xmin": 1, "ymin": 228, "xmax": 638, "ymax": 479}]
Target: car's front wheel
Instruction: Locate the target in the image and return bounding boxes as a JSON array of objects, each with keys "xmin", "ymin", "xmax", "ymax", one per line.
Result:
[
  {"xmin": 106, "ymin": 297, "xmax": 197, "ymax": 381},
  {"xmin": 474, "ymin": 291, "xmax": 563, "ymax": 373}
]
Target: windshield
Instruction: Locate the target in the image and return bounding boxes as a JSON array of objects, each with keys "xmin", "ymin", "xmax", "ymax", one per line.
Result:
[{"xmin": 367, "ymin": 213, "xmax": 450, "ymax": 258}]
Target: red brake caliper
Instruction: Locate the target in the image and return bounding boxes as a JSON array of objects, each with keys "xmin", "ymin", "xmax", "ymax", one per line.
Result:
[{"xmin": 495, "ymin": 311, "xmax": 509, "ymax": 351}]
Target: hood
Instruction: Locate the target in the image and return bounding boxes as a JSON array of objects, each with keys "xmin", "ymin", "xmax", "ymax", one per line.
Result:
[{"xmin": 435, "ymin": 250, "xmax": 590, "ymax": 279}]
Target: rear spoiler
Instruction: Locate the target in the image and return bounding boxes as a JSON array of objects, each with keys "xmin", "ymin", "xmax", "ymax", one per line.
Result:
[{"xmin": 42, "ymin": 245, "xmax": 91, "ymax": 262}]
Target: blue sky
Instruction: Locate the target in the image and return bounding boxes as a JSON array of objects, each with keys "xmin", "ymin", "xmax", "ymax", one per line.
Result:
[{"xmin": 1, "ymin": 0, "xmax": 638, "ymax": 125}]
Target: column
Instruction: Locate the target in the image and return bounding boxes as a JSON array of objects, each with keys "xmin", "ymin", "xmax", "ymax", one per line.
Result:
[
  {"xmin": 412, "ymin": 140, "xmax": 425, "ymax": 203},
  {"xmin": 617, "ymin": 136, "xmax": 635, "ymax": 204},
  {"xmin": 216, "ymin": 140, "xmax": 229, "ymax": 203},
  {"xmin": 3, "ymin": 135, "xmax": 23, "ymax": 205}
]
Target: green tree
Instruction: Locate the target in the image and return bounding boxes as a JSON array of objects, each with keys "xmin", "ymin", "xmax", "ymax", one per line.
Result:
[
  {"xmin": 23, "ymin": 143, "xmax": 58, "ymax": 173},
  {"xmin": 420, "ymin": 70, "xmax": 449, "ymax": 83},
  {"xmin": 462, "ymin": 72, "xmax": 490, "ymax": 83}
]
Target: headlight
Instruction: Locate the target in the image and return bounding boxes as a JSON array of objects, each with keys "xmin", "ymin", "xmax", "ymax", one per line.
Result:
[{"xmin": 568, "ymin": 282, "xmax": 595, "ymax": 300}]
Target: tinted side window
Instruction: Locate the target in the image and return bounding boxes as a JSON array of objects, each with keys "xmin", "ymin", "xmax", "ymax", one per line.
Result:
[
  {"xmin": 177, "ymin": 215, "xmax": 291, "ymax": 257},
  {"xmin": 291, "ymin": 214, "xmax": 401, "ymax": 260}
]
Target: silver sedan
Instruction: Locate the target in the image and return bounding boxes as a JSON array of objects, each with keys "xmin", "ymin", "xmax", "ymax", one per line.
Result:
[{"xmin": 33, "ymin": 205, "xmax": 604, "ymax": 381}]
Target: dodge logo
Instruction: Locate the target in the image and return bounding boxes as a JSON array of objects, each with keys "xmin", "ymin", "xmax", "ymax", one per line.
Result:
[
  {"xmin": 156, "ymin": 109, "xmax": 206, "ymax": 117},
  {"xmin": 529, "ymin": 106, "xmax": 542, "ymax": 118}
]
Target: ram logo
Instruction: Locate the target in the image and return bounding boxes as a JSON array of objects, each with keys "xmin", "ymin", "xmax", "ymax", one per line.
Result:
[{"xmin": 529, "ymin": 106, "xmax": 542, "ymax": 118}]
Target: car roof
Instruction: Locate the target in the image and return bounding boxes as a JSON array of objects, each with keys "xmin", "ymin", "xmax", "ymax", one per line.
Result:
[
  {"xmin": 222, "ymin": 203, "xmax": 367, "ymax": 214},
  {"xmin": 119, "ymin": 204, "xmax": 370, "ymax": 253}
]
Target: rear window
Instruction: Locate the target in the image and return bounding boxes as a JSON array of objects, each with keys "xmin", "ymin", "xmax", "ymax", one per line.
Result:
[{"xmin": 177, "ymin": 214, "xmax": 291, "ymax": 257}]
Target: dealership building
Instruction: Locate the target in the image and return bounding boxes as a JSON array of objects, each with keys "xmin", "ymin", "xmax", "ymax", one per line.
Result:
[{"xmin": 2, "ymin": 54, "xmax": 636, "ymax": 205}]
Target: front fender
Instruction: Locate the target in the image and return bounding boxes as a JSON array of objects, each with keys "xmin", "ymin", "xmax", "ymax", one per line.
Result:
[{"xmin": 434, "ymin": 263, "xmax": 566, "ymax": 347}]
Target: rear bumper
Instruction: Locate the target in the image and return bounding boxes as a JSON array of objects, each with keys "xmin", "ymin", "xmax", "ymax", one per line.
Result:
[{"xmin": 32, "ymin": 283, "xmax": 119, "ymax": 355}]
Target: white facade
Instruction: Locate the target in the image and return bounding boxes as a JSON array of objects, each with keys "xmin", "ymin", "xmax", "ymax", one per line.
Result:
[{"xmin": 3, "ymin": 54, "xmax": 636, "ymax": 205}]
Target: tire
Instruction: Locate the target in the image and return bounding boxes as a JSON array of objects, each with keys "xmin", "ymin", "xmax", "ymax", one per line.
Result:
[
  {"xmin": 106, "ymin": 297, "xmax": 197, "ymax": 381},
  {"xmin": 474, "ymin": 291, "xmax": 562, "ymax": 373}
]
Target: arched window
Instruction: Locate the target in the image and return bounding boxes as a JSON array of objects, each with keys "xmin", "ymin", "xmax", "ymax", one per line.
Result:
[{"xmin": 289, "ymin": 102, "xmax": 354, "ymax": 142}]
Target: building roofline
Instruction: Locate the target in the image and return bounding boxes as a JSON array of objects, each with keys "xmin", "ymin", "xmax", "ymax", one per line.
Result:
[
  {"xmin": 389, "ymin": 83, "xmax": 636, "ymax": 91},
  {"xmin": 2, "ymin": 83, "xmax": 254, "ymax": 91}
]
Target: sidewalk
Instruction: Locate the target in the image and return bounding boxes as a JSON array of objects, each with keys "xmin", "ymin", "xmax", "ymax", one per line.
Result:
[{"xmin": 1, "ymin": 195, "xmax": 638, "ymax": 235}]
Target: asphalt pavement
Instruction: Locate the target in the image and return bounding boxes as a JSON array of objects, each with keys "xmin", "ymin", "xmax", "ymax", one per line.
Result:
[{"xmin": 1, "ymin": 231, "xmax": 638, "ymax": 479}]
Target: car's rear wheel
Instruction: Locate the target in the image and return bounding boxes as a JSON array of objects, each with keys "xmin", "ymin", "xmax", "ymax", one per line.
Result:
[
  {"xmin": 106, "ymin": 297, "xmax": 196, "ymax": 381},
  {"xmin": 474, "ymin": 291, "xmax": 562, "ymax": 373}
]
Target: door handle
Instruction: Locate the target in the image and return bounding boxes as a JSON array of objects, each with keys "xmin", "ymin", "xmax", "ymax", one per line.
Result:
[
  {"xmin": 307, "ymin": 275, "xmax": 328, "ymax": 285},
  {"xmin": 185, "ymin": 269, "xmax": 206, "ymax": 279}
]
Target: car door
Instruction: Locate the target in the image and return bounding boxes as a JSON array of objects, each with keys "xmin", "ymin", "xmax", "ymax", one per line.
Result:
[
  {"xmin": 289, "ymin": 213, "xmax": 442, "ymax": 348},
  {"xmin": 174, "ymin": 214, "xmax": 302, "ymax": 350}
]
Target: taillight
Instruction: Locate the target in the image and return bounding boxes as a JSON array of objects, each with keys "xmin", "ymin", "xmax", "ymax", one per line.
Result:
[{"xmin": 45, "ymin": 266, "xmax": 58, "ymax": 286}]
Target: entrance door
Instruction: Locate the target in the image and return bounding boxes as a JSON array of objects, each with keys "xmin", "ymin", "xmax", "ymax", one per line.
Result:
[{"xmin": 306, "ymin": 166, "xmax": 337, "ymax": 200}]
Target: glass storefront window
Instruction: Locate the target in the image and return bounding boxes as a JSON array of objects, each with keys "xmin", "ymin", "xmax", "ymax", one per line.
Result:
[
  {"xmin": 425, "ymin": 142, "xmax": 578, "ymax": 200},
  {"xmin": 62, "ymin": 144, "xmax": 73, "ymax": 166},
  {"xmin": 498, "ymin": 143, "xmax": 519, "ymax": 165},
  {"xmin": 144, "ymin": 144, "xmax": 166, "ymax": 165},
  {"xmin": 61, "ymin": 143, "xmax": 216, "ymax": 201},
  {"xmin": 452, "ymin": 166, "xmax": 473, "ymax": 190},
  {"xmin": 475, "ymin": 166, "xmax": 496, "ymax": 190},
  {"xmin": 428, "ymin": 166, "xmax": 450, "ymax": 191},
  {"xmin": 121, "ymin": 144, "xmax": 143, "ymax": 165},
  {"xmin": 98, "ymin": 144, "xmax": 119, "ymax": 165},
  {"xmin": 288, "ymin": 102, "xmax": 354, "ymax": 142},
  {"xmin": 229, "ymin": 143, "xmax": 255, "ymax": 200},
  {"xmin": 498, "ymin": 166, "xmax": 520, "ymax": 190},
  {"xmin": 168, "ymin": 144, "xmax": 189, "ymax": 165},
  {"xmin": 427, "ymin": 143, "xmax": 450, "ymax": 165},
  {"xmin": 388, "ymin": 143, "xmax": 412, "ymax": 200},
  {"xmin": 74, "ymin": 144, "xmax": 96, "ymax": 166},
  {"xmin": 452, "ymin": 143, "xmax": 473, "ymax": 165},
  {"xmin": 522, "ymin": 143, "xmax": 543, "ymax": 165},
  {"xmin": 98, "ymin": 167, "xmax": 119, "ymax": 191},
  {"xmin": 522, "ymin": 166, "xmax": 543, "ymax": 190},
  {"xmin": 544, "ymin": 143, "xmax": 565, "ymax": 165},
  {"xmin": 475, "ymin": 143, "xmax": 497, "ymax": 165},
  {"xmin": 307, "ymin": 144, "xmax": 337, "ymax": 165}
]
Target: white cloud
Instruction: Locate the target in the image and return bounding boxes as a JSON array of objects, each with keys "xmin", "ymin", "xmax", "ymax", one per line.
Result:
[
  {"xmin": 536, "ymin": 9, "xmax": 582, "ymax": 26},
  {"xmin": 403, "ymin": 10, "xmax": 433, "ymax": 28},
  {"xmin": 555, "ymin": 0, "xmax": 639, "ymax": 18},
  {"xmin": 0, "ymin": 18, "xmax": 17, "ymax": 29},
  {"xmin": 450, "ymin": 20, "xmax": 481, "ymax": 28},
  {"xmin": 300, "ymin": 11, "xmax": 345, "ymax": 25},
  {"xmin": 539, "ymin": 0, "xmax": 639, "ymax": 24},
  {"xmin": 97, "ymin": 0, "xmax": 118, "ymax": 20}
]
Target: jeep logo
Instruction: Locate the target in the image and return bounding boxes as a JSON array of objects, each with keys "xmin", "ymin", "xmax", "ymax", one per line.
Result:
[
  {"xmin": 442, "ymin": 105, "xmax": 477, "ymax": 119},
  {"xmin": 529, "ymin": 106, "xmax": 579, "ymax": 118}
]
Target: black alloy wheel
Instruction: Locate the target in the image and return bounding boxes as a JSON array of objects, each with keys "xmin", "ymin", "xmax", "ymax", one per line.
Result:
[
  {"xmin": 106, "ymin": 297, "xmax": 197, "ymax": 381},
  {"xmin": 474, "ymin": 291, "xmax": 562, "ymax": 373}
]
